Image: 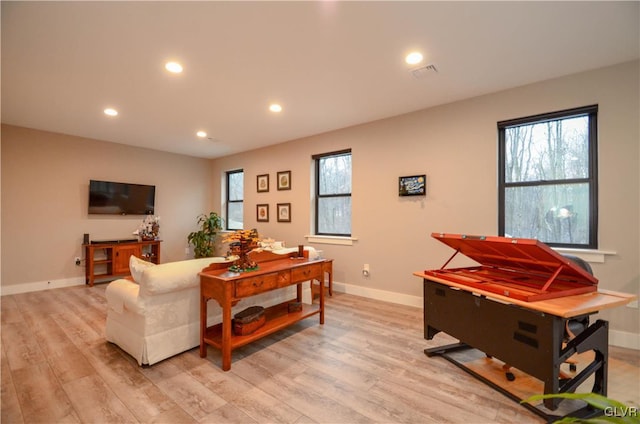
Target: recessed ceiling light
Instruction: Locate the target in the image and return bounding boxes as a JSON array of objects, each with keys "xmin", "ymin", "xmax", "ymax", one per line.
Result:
[
  {"xmin": 269, "ymin": 103, "xmax": 282, "ymax": 113},
  {"xmin": 165, "ymin": 61, "xmax": 183, "ymax": 73},
  {"xmin": 104, "ymin": 108, "xmax": 118, "ymax": 116},
  {"xmin": 196, "ymin": 131, "xmax": 207, "ymax": 138},
  {"xmin": 405, "ymin": 52, "xmax": 423, "ymax": 65}
]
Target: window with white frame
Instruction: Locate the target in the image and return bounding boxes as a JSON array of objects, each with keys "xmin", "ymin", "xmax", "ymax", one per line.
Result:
[
  {"xmin": 226, "ymin": 169, "xmax": 243, "ymax": 230},
  {"xmin": 314, "ymin": 149, "xmax": 352, "ymax": 236},
  {"xmin": 498, "ymin": 105, "xmax": 598, "ymax": 248}
]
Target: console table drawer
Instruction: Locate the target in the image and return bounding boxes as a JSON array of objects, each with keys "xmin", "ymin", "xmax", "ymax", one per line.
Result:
[
  {"xmin": 235, "ymin": 274, "xmax": 278, "ymax": 297},
  {"xmin": 276, "ymin": 271, "xmax": 291, "ymax": 288},
  {"xmin": 291, "ymin": 264, "xmax": 322, "ymax": 282}
]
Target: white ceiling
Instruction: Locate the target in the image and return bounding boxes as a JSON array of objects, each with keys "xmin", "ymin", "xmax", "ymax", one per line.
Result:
[{"xmin": 2, "ymin": 1, "xmax": 639, "ymax": 159}]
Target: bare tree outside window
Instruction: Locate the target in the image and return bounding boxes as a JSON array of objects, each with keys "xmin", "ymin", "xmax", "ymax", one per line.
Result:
[
  {"xmin": 315, "ymin": 150, "xmax": 352, "ymax": 236},
  {"xmin": 499, "ymin": 106, "xmax": 598, "ymax": 248},
  {"xmin": 226, "ymin": 170, "xmax": 244, "ymax": 230}
]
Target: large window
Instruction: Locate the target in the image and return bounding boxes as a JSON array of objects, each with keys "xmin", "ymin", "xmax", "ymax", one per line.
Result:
[
  {"xmin": 314, "ymin": 149, "xmax": 352, "ymax": 236},
  {"xmin": 498, "ymin": 105, "xmax": 598, "ymax": 248},
  {"xmin": 226, "ymin": 169, "xmax": 243, "ymax": 230}
]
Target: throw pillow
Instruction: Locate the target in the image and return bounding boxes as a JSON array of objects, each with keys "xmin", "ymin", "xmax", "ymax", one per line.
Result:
[{"xmin": 129, "ymin": 255, "xmax": 155, "ymax": 283}]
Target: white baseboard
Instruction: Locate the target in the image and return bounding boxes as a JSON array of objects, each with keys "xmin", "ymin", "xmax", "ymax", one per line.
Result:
[
  {"xmin": 609, "ymin": 329, "xmax": 640, "ymax": 350},
  {"xmin": 333, "ymin": 281, "xmax": 423, "ymax": 308},
  {"xmin": 333, "ymin": 281, "xmax": 639, "ymax": 350},
  {"xmin": 0, "ymin": 277, "xmax": 85, "ymax": 296}
]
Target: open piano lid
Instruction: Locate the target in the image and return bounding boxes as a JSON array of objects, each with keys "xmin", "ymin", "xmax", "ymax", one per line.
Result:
[{"xmin": 431, "ymin": 232, "xmax": 598, "ymax": 288}]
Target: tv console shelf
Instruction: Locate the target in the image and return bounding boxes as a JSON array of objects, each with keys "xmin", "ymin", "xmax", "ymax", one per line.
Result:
[{"xmin": 84, "ymin": 239, "xmax": 161, "ymax": 286}]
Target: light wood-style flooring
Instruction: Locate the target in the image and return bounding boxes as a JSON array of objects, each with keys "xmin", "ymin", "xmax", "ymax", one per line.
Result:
[{"xmin": 1, "ymin": 285, "xmax": 638, "ymax": 423}]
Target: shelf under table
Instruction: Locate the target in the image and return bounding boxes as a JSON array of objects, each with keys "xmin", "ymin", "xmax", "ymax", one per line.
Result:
[{"xmin": 203, "ymin": 301, "xmax": 321, "ymax": 350}]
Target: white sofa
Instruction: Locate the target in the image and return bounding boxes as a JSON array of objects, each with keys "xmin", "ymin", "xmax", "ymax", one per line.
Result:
[{"xmin": 105, "ymin": 247, "xmax": 318, "ymax": 365}]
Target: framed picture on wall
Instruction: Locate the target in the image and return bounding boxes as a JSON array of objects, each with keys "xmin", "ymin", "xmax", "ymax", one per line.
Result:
[
  {"xmin": 399, "ymin": 175, "xmax": 426, "ymax": 196},
  {"xmin": 257, "ymin": 174, "xmax": 269, "ymax": 192},
  {"xmin": 277, "ymin": 203, "xmax": 291, "ymax": 222},
  {"xmin": 277, "ymin": 171, "xmax": 291, "ymax": 190},
  {"xmin": 257, "ymin": 204, "xmax": 269, "ymax": 222}
]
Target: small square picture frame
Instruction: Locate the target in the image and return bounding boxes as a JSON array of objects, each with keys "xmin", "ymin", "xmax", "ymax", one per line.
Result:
[
  {"xmin": 257, "ymin": 174, "xmax": 269, "ymax": 193},
  {"xmin": 399, "ymin": 174, "xmax": 426, "ymax": 196},
  {"xmin": 256, "ymin": 204, "xmax": 269, "ymax": 222},
  {"xmin": 277, "ymin": 171, "xmax": 291, "ymax": 190},
  {"xmin": 277, "ymin": 203, "xmax": 291, "ymax": 222}
]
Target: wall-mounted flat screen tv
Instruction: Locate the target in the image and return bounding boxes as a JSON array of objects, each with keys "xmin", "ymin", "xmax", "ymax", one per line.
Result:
[{"xmin": 88, "ymin": 180, "xmax": 155, "ymax": 215}]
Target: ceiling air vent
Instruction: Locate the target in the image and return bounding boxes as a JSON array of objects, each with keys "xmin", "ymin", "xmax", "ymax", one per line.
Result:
[{"xmin": 410, "ymin": 64, "xmax": 438, "ymax": 79}]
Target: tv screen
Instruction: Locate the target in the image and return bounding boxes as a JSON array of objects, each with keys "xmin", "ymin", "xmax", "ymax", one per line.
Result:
[{"xmin": 88, "ymin": 180, "xmax": 155, "ymax": 215}]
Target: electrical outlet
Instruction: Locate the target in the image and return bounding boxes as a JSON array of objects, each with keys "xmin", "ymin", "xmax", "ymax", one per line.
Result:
[
  {"xmin": 74, "ymin": 257, "xmax": 81, "ymax": 266},
  {"xmin": 185, "ymin": 247, "xmax": 190, "ymax": 254},
  {"xmin": 362, "ymin": 264, "xmax": 370, "ymax": 277}
]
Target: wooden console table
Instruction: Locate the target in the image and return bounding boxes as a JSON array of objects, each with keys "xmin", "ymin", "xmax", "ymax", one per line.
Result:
[{"xmin": 199, "ymin": 255, "xmax": 332, "ymax": 371}]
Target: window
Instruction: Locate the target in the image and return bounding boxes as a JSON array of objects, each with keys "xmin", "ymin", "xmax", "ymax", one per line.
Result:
[
  {"xmin": 498, "ymin": 105, "xmax": 598, "ymax": 248},
  {"xmin": 226, "ymin": 169, "xmax": 243, "ymax": 230},
  {"xmin": 314, "ymin": 149, "xmax": 352, "ymax": 236}
]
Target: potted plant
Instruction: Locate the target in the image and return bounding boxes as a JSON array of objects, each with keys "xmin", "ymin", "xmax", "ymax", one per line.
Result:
[{"xmin": 187, "ymin": 212, "xmax": 223, "ymax": 258}]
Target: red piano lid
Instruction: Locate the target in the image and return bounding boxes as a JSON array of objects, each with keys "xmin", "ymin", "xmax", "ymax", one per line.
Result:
[{"xmin": 431, "ymin": 232, "xmax": 598, "ymax": 286}]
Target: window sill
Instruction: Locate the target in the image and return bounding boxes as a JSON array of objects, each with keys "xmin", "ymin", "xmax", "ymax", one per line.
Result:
[
  {"xmin": 305, "ymin": 235, "xmax": 358, "ymax": 246},
  {"xmin": 552, "ymin": 247, "xmax": 616, "ymax": 264}
]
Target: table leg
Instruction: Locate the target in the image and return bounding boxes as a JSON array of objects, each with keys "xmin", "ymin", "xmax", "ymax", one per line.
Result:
[
  {"xmin": 221, "ymin": 301, "xmax": 233, "ymax": 371},
  {"xmin": 199, "ymin": 295, "xmax": 207, "ymax": 358},
  {"xmin": 319, "ymin": 276, "xmax": 325, "ymax": 324}
]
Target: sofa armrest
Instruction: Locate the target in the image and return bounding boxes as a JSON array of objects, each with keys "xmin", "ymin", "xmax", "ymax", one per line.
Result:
[{"xmin": 105, "ymin": 279, "xmax": 145, "ymax": 315}]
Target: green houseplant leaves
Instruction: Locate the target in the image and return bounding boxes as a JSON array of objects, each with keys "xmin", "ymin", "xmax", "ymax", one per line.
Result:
[{"xmin": 187, "ymin": 212, "xmax": 224, "ymax": 258}]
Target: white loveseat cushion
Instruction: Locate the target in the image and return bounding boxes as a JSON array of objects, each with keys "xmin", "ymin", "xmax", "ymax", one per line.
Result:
[
  {"xmin": 129, "ymin": 255, "xmax": 155, "ymax": 283},
  {"xmin": 140, "ymin": 257, "xmax": 231, "ymax": 296}
]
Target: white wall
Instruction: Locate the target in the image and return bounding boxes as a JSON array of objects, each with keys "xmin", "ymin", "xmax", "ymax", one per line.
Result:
[{"xmin": 1, "ymin": 125, "xmax": 213, "ymax": 292}]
